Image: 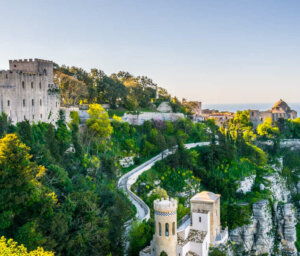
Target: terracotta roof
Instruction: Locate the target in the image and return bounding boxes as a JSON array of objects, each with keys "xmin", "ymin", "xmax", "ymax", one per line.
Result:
[{"xmin": 191, "ymin": 191, "xmax": 220, "ymax": 203}]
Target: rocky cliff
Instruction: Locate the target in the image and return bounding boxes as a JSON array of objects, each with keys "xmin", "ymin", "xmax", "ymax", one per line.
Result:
[{"xmin": 229, "ymin": 163, "xmax": 298, "ymax": 256}]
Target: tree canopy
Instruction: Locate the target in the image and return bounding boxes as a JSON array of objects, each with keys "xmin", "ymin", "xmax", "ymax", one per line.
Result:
[{"xmin": 0, "ymin": 236, "xmax": 54, "ymax": 256}]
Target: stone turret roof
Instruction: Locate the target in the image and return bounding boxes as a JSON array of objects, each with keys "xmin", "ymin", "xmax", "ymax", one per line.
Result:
[{"xmin": 190, "ymin": 191, "xmax": 220, "ymax": 203}]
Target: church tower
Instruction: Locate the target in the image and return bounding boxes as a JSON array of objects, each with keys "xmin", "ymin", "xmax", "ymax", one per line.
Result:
[{"xmin": 152, "ymin": 198, "xmax": 177, "ymax": 256}]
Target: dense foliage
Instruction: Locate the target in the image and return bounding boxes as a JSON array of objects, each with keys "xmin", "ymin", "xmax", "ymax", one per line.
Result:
[
  {"xmin": 54, "ymin": 65, "xmax": 191, "ymax": 115},
  {"xmin": 130, "ymin": 111, "xmax": 279, "ymax": 255},
  {"xmin": 0, "ymin": 236, "xmax": 54, "ymax": 256},
  {"xmin": 1, "ymin": 79, "xmax": 299, "ymax": 256},
  {"xmin": 0, "ymin": 110, "xmax": 134, "ymax": 256},
  {"xmin": 0, "ymin": 105, "xmax": 210, "ymax": 255}
]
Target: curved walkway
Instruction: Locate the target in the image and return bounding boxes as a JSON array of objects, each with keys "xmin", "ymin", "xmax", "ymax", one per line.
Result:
[{"xmin": 118, "ymin": 142, "xmax": 210, "ymax": 221}]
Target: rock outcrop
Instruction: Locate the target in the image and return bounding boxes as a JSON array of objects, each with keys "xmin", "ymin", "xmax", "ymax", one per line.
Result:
[
  {"xmin": 230, "ymin": 200, "xmax": 274, "ymax": 255},
  {"xmin": 230, "ymin": 170, "xmax": 298, "ymax": 256},
  {"xmin": 275, "ymin": 203, "xmax": 297, "ymax": 255}
]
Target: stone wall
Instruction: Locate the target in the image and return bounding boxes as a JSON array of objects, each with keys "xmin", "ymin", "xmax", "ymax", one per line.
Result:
[
  {"xmin": 0, "ymin": 60, "xmax": 60, "ymax": 125},
  {"xmin": 122, "ymin": 112, "xmax": 185, "ymax": 125},
  {"xmin": 190, "ymin": 199, "xmax": 221, "ymax": 244},
  {"xmin": 157, "ymin": 101, "xmax": 172, "ymax": 113}
]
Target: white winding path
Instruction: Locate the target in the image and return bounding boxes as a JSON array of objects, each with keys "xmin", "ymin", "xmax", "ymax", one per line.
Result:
[
  {"xmin": 118, "ymin": 142, "xmax": 210, "ymax": 221},
  {"xmin": 118, "ymin": 139, "xmax": 300, "ymax": 222}
]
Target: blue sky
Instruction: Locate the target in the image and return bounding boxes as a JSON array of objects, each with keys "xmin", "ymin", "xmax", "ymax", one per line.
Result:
[{"xmin": 1, "ymin": 0, "xmax": 300, "ymax": 104}]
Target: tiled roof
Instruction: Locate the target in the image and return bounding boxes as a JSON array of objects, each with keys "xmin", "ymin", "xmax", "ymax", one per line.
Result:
[
  {"xmin": 140, "ymin": 246, "xmax": 151, "ymax": 253},
  {"xmin": 191, "ymin": 191, "xmax": 220, "ymax": 203},
  {"xmin": 271, "ymin": 99, "xmax": 291, "ymax": 112},
  {"xmin": 186, "ymin": 251, "xmax": 199, "ymax": 256},
  {"xmin": 177, "ymin": 229, "xmax": 207, "ymax": 246}
]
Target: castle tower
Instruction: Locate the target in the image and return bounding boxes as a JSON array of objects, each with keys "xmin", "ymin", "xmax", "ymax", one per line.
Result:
[
  {"xmin": 152, "ymin": 198, "xmax": 177, "ymax": 256},
  {"xmin": 190, "ymin": 191, "xmax": 221, "ymax": 244},
  {"xmin": 9, "ymin": 58, "xmax": 54, "ymax": 84},
  {"xmin": 0, "ymin": 59, "xmax": 59, "ymax": 124}
]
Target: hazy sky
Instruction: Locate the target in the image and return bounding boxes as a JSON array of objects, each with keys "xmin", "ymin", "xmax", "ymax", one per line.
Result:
[{"xmin": 1, "ymin": 0, "xmax": 300, "ymax": 104}]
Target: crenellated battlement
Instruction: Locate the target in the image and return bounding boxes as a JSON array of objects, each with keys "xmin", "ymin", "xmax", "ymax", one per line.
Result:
[
  {"xmin": 9, "ymin": 58, "xmax": 53, "ymax": 64},
  {"xmin": 9, "ymin": 58, "xmax": 53, "ymax": 82},
  {"xmin": 0, "ymin": 58, "xmax": 59, "ymax": 125},
  {"xmin": 154, "ymin": 198, "xmax": 177, "ymax": 213}
]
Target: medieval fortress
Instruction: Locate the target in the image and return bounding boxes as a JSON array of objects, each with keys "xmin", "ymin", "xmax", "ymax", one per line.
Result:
[
  {"xmin": 140, "ymin": 191, "xmax": 228, "ymax": 256},
  {"xmin": 0, "ymin": 59, "xmax": 60, "ymax": 124}
]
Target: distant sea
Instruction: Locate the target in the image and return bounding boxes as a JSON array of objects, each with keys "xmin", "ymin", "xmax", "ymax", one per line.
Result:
[{"xmin": 202, "ymin": 103, "xmax": 300, "ymax": 116}]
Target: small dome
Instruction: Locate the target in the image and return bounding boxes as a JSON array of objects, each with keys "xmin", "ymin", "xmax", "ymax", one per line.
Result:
[{"xmin": 272, "ymin": 99, "xmax": 291, "ymax": 112}]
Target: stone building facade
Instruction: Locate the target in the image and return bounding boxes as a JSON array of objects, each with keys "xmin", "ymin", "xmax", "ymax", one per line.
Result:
[
  {"xmin": 190, "ymin": 191, "xmax": 221, "ymax": 244},
  {"xmin": 140, "ymin": 191, "xmax": 227, "ymax": 256},
  {"xmin": 0, "ymin": 59, "xmax": 60, "ymax": 124},
  {"xmin": 250, "ymin": 100, "xmax": 297, "ymax": 128}
]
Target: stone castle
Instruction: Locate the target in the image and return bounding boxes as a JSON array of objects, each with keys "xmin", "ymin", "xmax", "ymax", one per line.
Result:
[
  {"xmin": 140, "ymin": 191, "xmax": 228, "ymax": 256},
  {"xmin": 250, "ymin": 100, "xmax": 297, "ymax": 128},
  {"xmin": 0, "ymin": 59, "xmax": 60, "ymax": 124}
]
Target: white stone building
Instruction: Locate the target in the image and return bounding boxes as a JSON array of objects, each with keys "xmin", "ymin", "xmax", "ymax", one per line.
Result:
[
  {"xmin": 250, "ymin": 99, "xmax": 297, "ymax": 128},
  {"xmin": 140, "ymin": 191, "xmax": 228, "ymax": 256},
  {"xmin": 0, "ymin": 59, "xmax": 60, "ymax": 124}
]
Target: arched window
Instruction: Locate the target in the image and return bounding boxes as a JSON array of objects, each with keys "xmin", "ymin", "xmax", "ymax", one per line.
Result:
[
  {"xmin": 39, "ymin": 82, "xmax": 42, "ymax": 89},
  {"xmin": 32, "ymin": 99, "xmax": 34, "ymax": 106},
  {"xmin": 43, "ymin": 69, "xmax": 47, "ymax": 75},
  {"xmin": 165, "ymin": 223, "xmax": 169, "ymax": 237},
  {"xmin": 159, "ymin": 223, "xmax": 162, "ymax": 236},
  {"xmin": 22, "ymin": 81, "xmax": 25, "ymax": 89},
  {"xmin": 172, "ymin": 222, "xmax": 175, "ymax": 235},
  {"xmin": 40, "ymin": 99, "xmax": 42, "ymax": 106},
  {"xmin": 31, "ymin": 82, "xmax": 33, "ymax": 88}
]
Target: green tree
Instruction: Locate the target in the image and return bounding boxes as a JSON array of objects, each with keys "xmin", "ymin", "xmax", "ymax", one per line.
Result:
[
  {"xmin": 0, "ymin": 134, "xmax": 56, "ymax": 250},
  {"xmin": 124, "ymin": 94, "xmax": 138, "ymax": 110},
  {"xmin": 55, "ymin": 111, "xmax": 71, "ymax": 157},
  {"xmin": 0, "ymin": 236, "xmax": 54, "ymax": 256},
  {"xmin": 257, "ymin": 118, "xmax": 279, "ymax": 138},
  {"xmin": 147, "ymin": 187, "xmax": 168, "ymax": 207},
  {"xmin": 228, "ymin": 110, "xmax": 256, "ymax": 142},
  {"xmin": 86, "ymin": 104, "xmax": 113, "ymax": 153},
  {"xmin": 128, "ymin": 220, "xmax": 153, "ymax": 256},
  {"xmin": 87, "ymin": 104, "xmax": 113, "ymax": 139},
  {"xmin": 0, "ymin": 112, "xmax": 12, "ymax": 137},
  {"xmin": 160, "ymin": 252, "xmax": 168, "ymax": 256},
  {"xmin": 68, "ymin": 111, "xmax": 83, "ymax": 157},
  {"xmin": 54, "ymin": 70, "xmax": 89, "ymax": 105}
]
